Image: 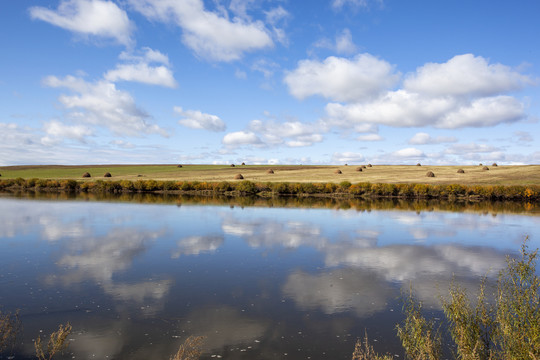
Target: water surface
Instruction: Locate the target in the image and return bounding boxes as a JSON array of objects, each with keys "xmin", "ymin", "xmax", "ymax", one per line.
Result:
[{"xmin": 0, "ymin": 195, "xmax": 538, "ymax": 359}]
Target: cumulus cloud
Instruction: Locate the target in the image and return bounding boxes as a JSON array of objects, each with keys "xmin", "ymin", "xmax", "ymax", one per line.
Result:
[
  {"xmin": 248, "ymin": 119, "xmax": 324, "ymax": 147},
  {"xmin": 41, "ymin": 120, "xmax": 93, "ymax": 145},
  {"xmin": 284, "ymin": 54, "xmax": 399, "ymax": 102},
  {"xmin": 43, "ymin": 75, "xmax": 167, "ymax": 137},
  {"xmin": 222, "ymin": 131, "xmax": 262, "ymax": 147},
  {"xmin": 325, "ymin": 90, "xmax": 525, "ymax": 129},
  {"xmin": 29, "ymin": 0, "xmax": 133, "ymax": 45},
  {"xmin": 295, "ymin": 53, "xmax": 533, "ymax": 131},
  {"xmin": 175, "ymin": 107, "xmax": 226, "ymax": 132},
  {"xmin": 105, "ymin": 48, "xmax": 177, "ymax": 88},
  {"xmin": 404, "ymin": 54, "xmax": 534, "ymax": 97},
  {"xmin": 128, "ymin": 0, "xmax": 273, "ymax": 61},
  {"xmin": 408, "ymin": 132, "xmax": 457, "ymax": 145}
]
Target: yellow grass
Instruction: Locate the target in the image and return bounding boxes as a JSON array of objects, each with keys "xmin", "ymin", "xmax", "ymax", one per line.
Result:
[{"xmin": 0, "ymin": 164, "xmax": 539, "ymax": 186}]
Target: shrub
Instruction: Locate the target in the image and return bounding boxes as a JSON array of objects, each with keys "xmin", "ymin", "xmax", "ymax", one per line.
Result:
[
  {"xmin": 339, "ymin": 181, "xmax": 352, "ymax": 190},
  {"xmin": 236, "ymin": 180, "xmax": 257, "ymax": 194},
  {"xmin": 61, "ymin": 179, "xmax": 78, "ymax": 191}
]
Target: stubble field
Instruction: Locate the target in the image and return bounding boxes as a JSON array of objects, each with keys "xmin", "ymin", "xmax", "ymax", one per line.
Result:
[{"xmin": 0, "ymin": 164, "xmax": 539, "ymax": 186}]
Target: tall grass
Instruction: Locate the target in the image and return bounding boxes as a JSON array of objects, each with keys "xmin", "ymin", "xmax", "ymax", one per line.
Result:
[
  {"xmin": 34, "ymin": 322, "xmax": 72, "ymax": 360},
  {"xmin": 363, "ymin": 237, "xmax": 540, "ymax": 360}
]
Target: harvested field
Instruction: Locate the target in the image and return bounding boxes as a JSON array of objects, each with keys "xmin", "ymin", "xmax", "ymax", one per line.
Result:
[{"xmin": 0, "ymin": 164, "xmax": 539, "ymax": 186}]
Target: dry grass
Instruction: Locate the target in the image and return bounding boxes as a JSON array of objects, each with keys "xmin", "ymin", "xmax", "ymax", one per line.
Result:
[
  {"xmin": 0, "ymin": 310, "xmax": 21, "ymax": 353},
  {"xmin": 169, "ymin": 336, "xmax": 204, "ymax": 360},
  {"xmin": 0, "ymin": 164, "xmax": 539, "ymax": 186},
  {"xmin": 34, "ymin": 322, "xmax": 72, "ymax": 360}
]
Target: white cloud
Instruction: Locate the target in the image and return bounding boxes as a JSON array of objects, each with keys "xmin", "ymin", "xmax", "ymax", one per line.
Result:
[
  {"xmin": 514, "ymin": 131, "xmax": 533, "ymax": 142},
  {"xmin": 357, "ymin": 134, "xmax": 383, "ymax": 141},
  {"xmin": 404, "ymin": 54, "xmax": 534, "ymax": 97},
  {"xmin": 314, "ymin": 29, "xmax": 357, "ymax": 55},
  {"xmin": 29, "ymin": 0, "xmax": 133, "ymax": 46},
  {"xmin": 408, "ymin": 132, "xmax": 457, "ymax": 145},
  {"xmin": 105, "ymin": 47, "xmax": 176, "ymax": 87},
  {"xmin": 332, "ymin": 0, "xmax": 368, "ymax": 10},
  {"xmin": 222, "ymin": 131, "xmax": 262, "ymax": 146},
  {"xmin": 331, "ymin": 152, "xmax": 365, "ymax": 163},
  {"xmin": 392, "ymin": 147, "xmax": 425, "ymax": 158},
  {"xmin": 439, "ymin": 96, "xmax": 524, "ymax": 128},
  {"xmin": 174, "ymin": 107, "xmax": 226, "ymax": 132},
  {"xmin": 41, "ymin": 120, "xmax": 93, "ymax": 145},
  {"xmin": 43, "ymin": 75, "xmax": 168, "ymax": 137},
  {"xmin": 284, "ymin": 54, "xmax": 399, "ymax": 102},
  {"xmin": 445, "ymin": 143, "xmax": 500, "ymax": 155},
  {"xmin": 325, "ymin": 90, "xmax": 525, "ymax": 129},
  {"xmin": 248, "ymin": 119, "xmax": 324, "ymax": 147},
  {"xmin": 128, "ymin": 0, "xmax": 273, "ymax": 61},
  {"xmin": 251, "ymin": 59, "xmax": 280, "ymax": 78}
]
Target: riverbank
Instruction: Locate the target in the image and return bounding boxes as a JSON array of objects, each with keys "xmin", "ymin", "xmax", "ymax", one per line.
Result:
[{"xmin": 1, "ymin": 177, "xmax": 538, "ymax": 201}]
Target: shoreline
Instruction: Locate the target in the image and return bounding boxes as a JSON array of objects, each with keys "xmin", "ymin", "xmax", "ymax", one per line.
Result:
[{"xmin": 1, "ymin": 178, "xmax": 538, "ymax": 201}]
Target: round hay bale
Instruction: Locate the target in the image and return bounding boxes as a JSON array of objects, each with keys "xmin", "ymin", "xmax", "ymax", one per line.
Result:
[
  {"xmin": 344, "ymin": 163, "xmax": 348, "ymax": 166},
  {"xmin": 361, "ymin": 165, "xmax": 367, "ymax": 169},
  {"xmin": 241, "ymin": 162, "xmax": 246, "ymax": 166},
  {"xmin": 426, "ymin": 171, "xmax": 435, "ymax": 177},
  {"xmin": 230, "ymin": 164, "xmax": 235, "ymax": 167},
  {"xmin": 177, "ymin": 165, "xmax": 183, "ymax": 168},
  {"xmin": 479, "ymin": 163, "xmax": 483, "ymax": 166},
  {"xmin": 82, "ymin": 172, "xmax": 91, "ymax": 178},
  {"xmin": 234, "ymin": 174, "xmax": 244, "ymax": 179},
  {"xmin": 334, "ymin": 169, "xmax": 342, "ymax": 174},
  {"xmin": 367, "ymin": 164, "xmax": 372, "ymax": 167},
  {"xmin": 266, "ymin": 169, "xmax": 274, "ymax": 174},
  {"xmin": 492, "ymin": 163, "xmax": 498, "ymax": 167},
  {"xmin": 457, "ymin": 169, "xmax": 465, "ymax": 174},
  {"xmin": 104, "ymin": 172, "xmax": 112, "ymax": 177},
  {"xmin": 417, "ymin": 163, "xmax": 421, "ymax": 166},
  {"xmin": 137, "ymin": 174, "xmax": 143, "ymax": 177},
  {"xmin": 355, "ymin": 167, "xmax": 363, "ymax": 172},
  {"xmin": 483, "ymin": 166, "xmax": 489, "ymax": 171}
]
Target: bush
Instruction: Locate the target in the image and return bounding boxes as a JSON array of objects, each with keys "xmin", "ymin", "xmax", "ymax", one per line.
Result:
[{"xmin": 236, "ymin": 180, "xmax": 257, "ymax": 194}]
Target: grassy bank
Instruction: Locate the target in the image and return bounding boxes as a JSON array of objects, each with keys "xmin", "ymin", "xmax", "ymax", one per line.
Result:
[
  {"xmin": 0, "ymin": 177, "xmax": 539, "ymax": 201},
  {"xmin": 0, "ymin": 164, "xmax": 539, "ymax": 185}
]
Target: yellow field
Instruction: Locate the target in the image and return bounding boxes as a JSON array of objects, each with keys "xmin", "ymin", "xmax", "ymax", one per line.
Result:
[{"xmin": 1, "ymin": 164, "xmax": 539, "ymax": 186}]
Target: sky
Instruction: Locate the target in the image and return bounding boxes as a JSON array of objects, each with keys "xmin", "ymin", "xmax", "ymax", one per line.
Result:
[{"xmin": 1, "ymin": 0, "xmax": 539, "ymax": 166}]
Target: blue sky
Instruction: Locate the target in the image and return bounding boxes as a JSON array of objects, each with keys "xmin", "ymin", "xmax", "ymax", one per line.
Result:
[{"xmin": 1, "ymin": 0, "xmax": 539, "ymax": 165}]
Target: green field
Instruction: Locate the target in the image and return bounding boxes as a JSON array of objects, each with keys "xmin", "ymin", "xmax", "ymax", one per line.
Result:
[{"xmin": 0, "ymin": 164, "xmax": 539, "ymax": 186}]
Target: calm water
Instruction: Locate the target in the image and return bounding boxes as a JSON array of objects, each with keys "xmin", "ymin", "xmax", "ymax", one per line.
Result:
[{"xmin": 0, "ymin": 195, "xmax": 538, "ymax": 359}]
